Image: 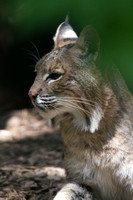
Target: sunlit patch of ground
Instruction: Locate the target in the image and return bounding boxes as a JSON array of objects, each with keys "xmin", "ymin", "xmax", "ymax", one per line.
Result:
[{"xmin": 0, "ymin": 109, "xmax": 65, "ymax": 200}]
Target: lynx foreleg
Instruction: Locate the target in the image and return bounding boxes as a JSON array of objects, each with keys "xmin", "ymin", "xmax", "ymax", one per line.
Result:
[{"xmin": 53, "ymin": 183, "xmax": 95, "ymax": 200}]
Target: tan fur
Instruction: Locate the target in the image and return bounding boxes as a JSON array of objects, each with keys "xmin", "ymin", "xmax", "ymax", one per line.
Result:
[{"xmin": 29, "ymin": 21, "xmax": 133, "ymax": 200}]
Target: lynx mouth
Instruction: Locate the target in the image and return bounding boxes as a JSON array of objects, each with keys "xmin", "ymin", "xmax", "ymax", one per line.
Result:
[
  {"xmin": 36, "ymin": 103, "xmax": 54, "ymax": 112},
  {"xmin": 34, "ymin": 95, "xmax": 57, "ymax": 112}
]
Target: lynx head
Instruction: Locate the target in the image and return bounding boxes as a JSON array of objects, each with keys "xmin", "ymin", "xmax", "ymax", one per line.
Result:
[{"xmin": 28, "ymin": 18, "xmax": 103, "ymax": 133}]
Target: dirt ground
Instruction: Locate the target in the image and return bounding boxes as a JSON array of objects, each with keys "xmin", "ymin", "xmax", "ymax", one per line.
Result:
[{"xmin": 0, "ymin": 108, "xmax": 65, "ymax": 200}]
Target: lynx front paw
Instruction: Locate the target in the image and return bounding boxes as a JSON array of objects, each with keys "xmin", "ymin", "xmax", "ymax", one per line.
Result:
[{"xmin": 53, "ymin": 183, "xmax": 93, "ymax": 200}]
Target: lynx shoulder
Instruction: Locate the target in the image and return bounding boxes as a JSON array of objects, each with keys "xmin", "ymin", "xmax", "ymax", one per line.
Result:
[{"xmin": 29, "ymin": 18, "xmax": 133, "ymax": 200}]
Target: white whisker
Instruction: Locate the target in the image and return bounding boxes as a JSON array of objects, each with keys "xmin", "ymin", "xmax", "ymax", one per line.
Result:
[
  {"xmin": 58, "ymin": 98, "xmax": 96, "ymax": 108},
  {"xmin": 58, "ymin": 96, "xmax": 97, "ymax": 106},
  {"xmin": 57, "ymin": 100, "xmax": 91, "ymax": 116},
  {"xmin": 24, "ymin": 49, "xmax": 39, "ymax": 62},
  {"xmin": 31, "ymin": 42, "xmax": 40, "ymax": 59}
]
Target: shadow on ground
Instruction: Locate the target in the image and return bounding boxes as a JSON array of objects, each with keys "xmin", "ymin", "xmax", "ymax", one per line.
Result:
[{"xmin": 0, "ymin": 109, "xmax": 65, "ymax": 200}]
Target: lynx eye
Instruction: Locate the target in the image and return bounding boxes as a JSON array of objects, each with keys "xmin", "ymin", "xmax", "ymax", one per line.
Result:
[
  {"xmin": 45, "ymin": 72, "xmax": 62, "ymax": 84},
  {"xmin": 47, "ymin": 73, "xmax": 62, "ymax": 80}
]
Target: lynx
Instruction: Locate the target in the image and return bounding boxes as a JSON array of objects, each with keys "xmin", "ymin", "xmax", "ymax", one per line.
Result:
[{"xmin": 28, "ymin": 18, "xmax": 133, "ymax": 200}]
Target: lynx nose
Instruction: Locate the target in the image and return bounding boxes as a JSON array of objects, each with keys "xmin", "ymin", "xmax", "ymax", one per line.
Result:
[{"xmin": 28, "ymin": 91, "xmax": 37, "ymax": 101}]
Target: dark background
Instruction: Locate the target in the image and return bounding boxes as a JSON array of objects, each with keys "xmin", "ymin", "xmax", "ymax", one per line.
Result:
[{"xmin": 1, "ymin": 0, "xmax": 133, "ymax": 110}]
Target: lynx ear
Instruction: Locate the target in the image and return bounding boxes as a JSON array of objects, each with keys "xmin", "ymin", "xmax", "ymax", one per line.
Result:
[
  {"xmin": 53, "ymin": 17, "xmax": 78, "ymax": 49},
  {"xmin": 73, "ymin": 26, "xmax": 100, "ymax": 61}
]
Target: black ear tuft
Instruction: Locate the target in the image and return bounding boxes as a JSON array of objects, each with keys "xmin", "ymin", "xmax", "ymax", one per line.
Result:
[
  {"xmin": 64, "ymin": 15, "xmax": 69, "ymax": 25},
  {"xmin": 53, "ymin": 18, "xmax": 78, "ymax": 49}
]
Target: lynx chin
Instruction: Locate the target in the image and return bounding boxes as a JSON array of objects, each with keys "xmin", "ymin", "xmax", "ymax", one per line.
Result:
[{"xmin": 28, "ymin": 18, "xmax": 133, "ymax": 200}]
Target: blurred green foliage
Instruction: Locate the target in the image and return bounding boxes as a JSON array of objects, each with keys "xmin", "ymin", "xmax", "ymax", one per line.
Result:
[{"xmin": 2, "ymin": 0, "xmax": 133, "ymax": 91}]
